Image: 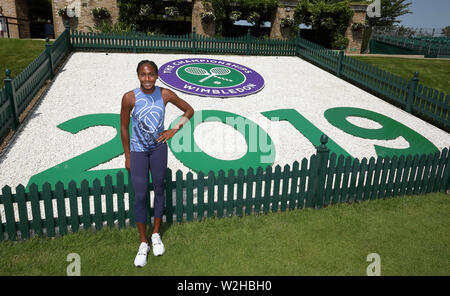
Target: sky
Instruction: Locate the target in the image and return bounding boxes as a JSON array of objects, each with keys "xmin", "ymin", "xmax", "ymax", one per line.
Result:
[{"xmin": 397, "ymin": 0, "xmax": 450, "ymax": 28}]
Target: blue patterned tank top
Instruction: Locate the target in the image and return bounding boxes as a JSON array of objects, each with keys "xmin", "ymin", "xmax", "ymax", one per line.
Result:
[{"xmin": 130, "ymin": 87, "xmax": 165, "ymax": 152}]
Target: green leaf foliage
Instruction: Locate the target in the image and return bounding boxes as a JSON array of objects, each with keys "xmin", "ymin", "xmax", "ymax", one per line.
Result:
[
  {"xmin": 117, "ymin": 0, "xmax": 193, "ymax": 32},
  {"xmin": 204, "ymin": 0, "xmax": 277, "ymax": 35},
  {"xmin": 87, "ymin": 21, "xmax": 133, "ymax": 34},
  {"xmin": 367, "ymin": 0, "xmax": 412, "ymax": 28},
  {"xmin": 442, "ymin": 26, "xmax": 450, "ymax": 38},
  {"xmin": 294, "ymin": 0, "xmax": 353, "ymax": 49}
]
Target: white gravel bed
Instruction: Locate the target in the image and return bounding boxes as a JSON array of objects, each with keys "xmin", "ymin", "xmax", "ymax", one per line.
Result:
[{"xmin": 0, "ymin": 52, "xmax": 449, "ymax": 192}]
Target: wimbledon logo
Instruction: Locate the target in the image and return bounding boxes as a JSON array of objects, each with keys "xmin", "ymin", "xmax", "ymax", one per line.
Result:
[{"xmin": 158, "ymin": 58, "xmax": 265, "ymax": 98}]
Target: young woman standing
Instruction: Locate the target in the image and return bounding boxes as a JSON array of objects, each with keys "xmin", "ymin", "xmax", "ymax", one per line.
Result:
[{"xmin": 120, "ymin": 60, "xmax": 194, "ymax": 267}]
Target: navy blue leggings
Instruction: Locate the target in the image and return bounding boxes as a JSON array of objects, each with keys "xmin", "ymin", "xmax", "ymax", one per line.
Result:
[{"xmin": 130, "ymin": 142, "xmax": 168, "ymax": 224}]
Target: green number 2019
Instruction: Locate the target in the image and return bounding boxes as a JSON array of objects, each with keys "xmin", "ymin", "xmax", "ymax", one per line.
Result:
[{"xmin": 26, "ymin": 107, "xmax": 438, "ymax": 189}]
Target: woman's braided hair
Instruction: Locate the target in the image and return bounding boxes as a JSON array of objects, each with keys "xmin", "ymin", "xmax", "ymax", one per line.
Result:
[{"xmin": 136, "ymin": 60, "xmax": 158, "ymax": 74}]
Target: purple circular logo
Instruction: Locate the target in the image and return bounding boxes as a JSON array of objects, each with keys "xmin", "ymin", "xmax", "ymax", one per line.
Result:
[{"xmin": 158, "ymin": 58, "xmax": 265, "ymax": 98}]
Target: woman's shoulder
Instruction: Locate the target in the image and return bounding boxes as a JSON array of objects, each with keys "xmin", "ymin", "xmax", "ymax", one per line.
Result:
[
  {"xmin": 159, "ymin": 86, "xmax": 177, "ymax": 97},
  {"xmin": 122, "ymin": 90, "xmax": 136, "ymax": 106},
  {"xmin": 123, "ymin": 89, "xmax": 137, "ymax": 98},
  {"xmin": 159, "ymin": 86, "xmax": 178, "ymax": 103},
  {"xmin": 125, "ymin": 89, "xmax": 135, "ymax": 93}
]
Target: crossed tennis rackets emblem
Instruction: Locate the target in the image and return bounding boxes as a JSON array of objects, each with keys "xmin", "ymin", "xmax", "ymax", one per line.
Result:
[{"xmin": 184, "ymin": 66, "xmax": 233, "ymax": 83}]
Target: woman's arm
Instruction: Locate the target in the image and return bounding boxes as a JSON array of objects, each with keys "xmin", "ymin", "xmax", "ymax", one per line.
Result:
[
  {"xmin": 158, "ymin": 88, "xmax": 194, "ymax": 143},
  {"xmin": 120, "ymin": 92, "xmax": 134, "ymax": 171}
]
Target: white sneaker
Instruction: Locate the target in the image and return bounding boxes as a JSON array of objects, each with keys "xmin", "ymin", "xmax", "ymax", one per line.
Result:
[
  {"xmin": 151, "ymin": 233, "xmax": 165, "ymax": 256},
  {"xmin": 134, "ymin": 242, "xmax": 150, "ymax": 267}
]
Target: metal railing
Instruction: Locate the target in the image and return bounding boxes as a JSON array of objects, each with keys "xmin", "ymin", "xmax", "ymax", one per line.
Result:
[{"xmin": 0, "ymin": 16, "xmax": 30, "ymax": 38}]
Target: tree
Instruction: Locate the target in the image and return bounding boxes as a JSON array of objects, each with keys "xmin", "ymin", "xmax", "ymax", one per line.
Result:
[
  {"xmin": 117, "ymin": 0, "xmax": 193, "ymax": 33},
  {"xmin": 294, "ymin": 0, "xmax": 354, "ymax": 49},
  {"xmin": 205, "ymin": 0, "xmax": 277, "ymax": 36},
  {"xmin": 367, "ymin": 0, "xmax": 412, "ymax": 28},
  {"xmin": 442, "ymin": 26, "xmax": 450, "ymax": 37}
]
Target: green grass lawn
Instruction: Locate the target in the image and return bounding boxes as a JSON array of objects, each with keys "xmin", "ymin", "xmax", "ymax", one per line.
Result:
[
  {"xmin": 1, "ymin": 192, "xmax": 448, "ymax": 276},
  {"xmin": 352, "ymin": 56, "xmax": 450, "ymax": 95},
  {"xmin": 0, "ymin": 39, "xmax": 49, "ymax": 87}
]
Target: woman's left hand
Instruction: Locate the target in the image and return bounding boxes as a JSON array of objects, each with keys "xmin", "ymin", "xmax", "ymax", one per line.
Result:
[{"xmin": 157, "ymin": 128, "xmax": 179, "ymax": 143}]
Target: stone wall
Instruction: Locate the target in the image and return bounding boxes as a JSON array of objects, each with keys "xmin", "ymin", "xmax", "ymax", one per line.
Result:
[
  {"xmin": 0, "ymin": 0, "xmax": 17, "ymax": 38},
  {"xmin": 191, "ymin": 0, "xmax": 214, "ymax": 37},
  {"xmin": 270, "ymin": 1, "xmax": 296, "ymax": 40},
  {"xmin": 14, "ymin": 0, "xmax": 29, "ymax": 37},
  {"xmin": 345, "ymin": 4, "xmax": 368, "ymax": 54},
  {"xmin": 52, "ymin": 0, "xmax": 119, "ymax": 38},
  {"xmin": 0, "ymin": 0, "xmax": 30, "ymax": 38}
]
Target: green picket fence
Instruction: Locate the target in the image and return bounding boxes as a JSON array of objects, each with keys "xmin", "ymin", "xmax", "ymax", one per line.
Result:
[
  {"xmin": 70, "ymin": 27, "xmax": 297, "ymax": 56},
  {"xmin": 414, "ymin": 83, "xmax": 450, "ymax": 129},
  {"xmin": 70, "ymin": 30, "xmax": 191, "ymax": 53},
  {"xmin": 50, "ymin": 29, "xmax": 71, "ymax": 71},
  {"xmin": 1, "ymin": 137, "xmax": 449, "ymax": 242},
  {"xmin": 0, "ymin": 28, "xmax": 71, "ymax": 138},
  {"xmin": 296, "ymin": 36, "xmax": 340, "ymax": 71},
  {"xmin": 338, "ymin": 58, "xmax": 449, "ymax": 131},
  {"xmin": 12, "ymin": 51, "xmax": 51, "ymax": 118},
  {"xmin": 0, "ymin": 87, "xmax": 12, "ymax": 137},
  {"xmin": 371, "ymin": 34, "xmax": 450, "ymax": 58},
  {"xmin": 340, "ymin": 54, "xmax": 410, "ymax": 106}
]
